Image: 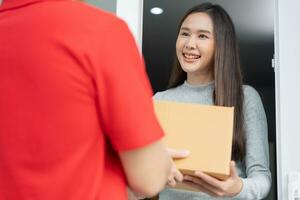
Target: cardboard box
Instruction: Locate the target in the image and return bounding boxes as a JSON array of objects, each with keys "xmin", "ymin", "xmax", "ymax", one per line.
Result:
[{"xmin": 154, "ymin": 100, "xmax": 234, "ymax": 180}]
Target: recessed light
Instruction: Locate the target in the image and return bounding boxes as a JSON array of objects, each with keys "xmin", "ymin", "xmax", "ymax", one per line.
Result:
[{"xmin": 150, "ymin": 7, "xmax": 164, "ymax": 15}]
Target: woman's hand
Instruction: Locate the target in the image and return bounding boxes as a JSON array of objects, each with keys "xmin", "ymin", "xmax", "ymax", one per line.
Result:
[
  {"xmin": 166, "ymin": 148, "xmax": 190, "ymax": 187},
  {"xmin": 183, "ymin": 161, "xmax": 243, "ymax": 197}
]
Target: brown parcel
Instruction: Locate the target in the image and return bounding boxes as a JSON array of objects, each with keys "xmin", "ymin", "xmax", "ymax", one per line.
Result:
[{"xmin": 154, "ymin": 100, "xmax": 234, "ymax": 182}]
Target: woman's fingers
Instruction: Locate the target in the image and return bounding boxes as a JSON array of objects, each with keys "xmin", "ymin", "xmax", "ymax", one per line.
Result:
[
  {"xmin": 186, "ymin": 167, "xmax": 243, "ymax": 197},
  {"xmin": 184, "ymin": 175, "xmax": 221, "ymax": 195},
  {"xmin": 184, "ymin": 181, "xmax": 216, "ymax": 196},
  {"xmin": 194, "ymin": 171, "xmax": 222, "ymax": 188}
]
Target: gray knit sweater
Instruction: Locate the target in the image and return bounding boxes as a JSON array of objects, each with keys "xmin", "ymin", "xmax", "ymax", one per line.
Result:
[{"xmin": 154, "ymin": 81, "xmax": 271, "ymax": 200}]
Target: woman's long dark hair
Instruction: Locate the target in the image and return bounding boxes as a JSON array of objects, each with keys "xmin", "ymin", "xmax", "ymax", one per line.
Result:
[{"xmin": 168, "ymin": 3, "xmax": 245, "ymax": 161}]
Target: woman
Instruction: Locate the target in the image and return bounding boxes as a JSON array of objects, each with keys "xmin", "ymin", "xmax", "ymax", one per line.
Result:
[{"xmin": 154, "ymin": 2, "xmax": 271, "ymax": 200}]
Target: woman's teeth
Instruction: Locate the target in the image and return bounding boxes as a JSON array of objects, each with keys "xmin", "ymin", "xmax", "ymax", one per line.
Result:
[{"xmin": 183, "ymin": 53, "xmax": 200, "ymax": 59}]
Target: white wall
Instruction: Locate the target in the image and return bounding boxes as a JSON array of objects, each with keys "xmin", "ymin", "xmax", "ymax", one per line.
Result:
[
  {"xmin": 85, "ymin": 0, "xmax": 143, "ymax": 50},
  {"xmin": 116, "ymin": 0, "xmax": 143, "ymax": 50},
  {"xmin": 275, "ymin": 0, "xmax": 300, "ymax": 199}
]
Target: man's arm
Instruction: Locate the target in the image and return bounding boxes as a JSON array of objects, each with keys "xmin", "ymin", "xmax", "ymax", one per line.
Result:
[{"xmin": 119, "ymin": 140, "xmax": 172, "ymax": 198}]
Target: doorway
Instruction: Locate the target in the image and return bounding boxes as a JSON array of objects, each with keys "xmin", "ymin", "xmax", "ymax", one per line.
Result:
[{"xmin": 142, "ymin": 1, "xmax": 276, "ymax": 199}]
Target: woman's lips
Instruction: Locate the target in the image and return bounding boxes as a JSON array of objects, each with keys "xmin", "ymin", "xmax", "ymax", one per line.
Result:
[{"xmin": 183, "ymin": 53, "xmax": 201, "ymax": 63}]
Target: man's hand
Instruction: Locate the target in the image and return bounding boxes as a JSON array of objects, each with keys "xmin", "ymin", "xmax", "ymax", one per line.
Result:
[{"xmin": 166, "ymin": 148, "xmax": 190, "ymax": 187}]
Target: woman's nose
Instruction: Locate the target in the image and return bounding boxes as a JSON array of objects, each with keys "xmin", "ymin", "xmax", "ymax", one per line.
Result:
[{"xmin": 184, "ymin": 37, "xmax": 197, "ymax": 50}]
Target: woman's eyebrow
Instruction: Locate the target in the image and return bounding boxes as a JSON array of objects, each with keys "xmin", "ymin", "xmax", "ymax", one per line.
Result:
[
  {"xmin": 197, "ymin": 30, "xmax": 212, "ymax": 34},
  {"xmin": 180, "ymin": 27, "xmax": 190, "ymax": 31},
  {"xmin": 180, "ymin": 27, "xmax": 212, "ymax": 34}
]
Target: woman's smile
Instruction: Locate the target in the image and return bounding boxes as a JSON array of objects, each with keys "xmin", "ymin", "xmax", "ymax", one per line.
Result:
[{"xmin": 182, "ymin": 52, "xmax": 201, "ymax": 63}]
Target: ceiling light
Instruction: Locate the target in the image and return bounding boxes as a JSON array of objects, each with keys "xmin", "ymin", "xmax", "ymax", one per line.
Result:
[{"xmin": 150, "ymin": 7, "xmax": 164, "ymax": 15}]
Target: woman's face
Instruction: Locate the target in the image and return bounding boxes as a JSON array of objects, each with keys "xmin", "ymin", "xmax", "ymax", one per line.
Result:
[{"xmin": 176, "ymin": 12, "xmax": 215, "ymax": 78}]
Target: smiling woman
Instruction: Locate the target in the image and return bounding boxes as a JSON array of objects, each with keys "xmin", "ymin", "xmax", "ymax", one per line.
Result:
[
  {"xmin": 153, "ymin": 3, "xmax": 271, "ymax": 200},
  {"xmin": 175, "ymin": 12, "xmax": 215, "ymax": 85}
]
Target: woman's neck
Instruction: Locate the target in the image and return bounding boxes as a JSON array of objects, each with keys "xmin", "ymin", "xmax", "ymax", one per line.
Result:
[{"xmin": 187, "ymin": 71, "xmax": 214, "ymax": 85}]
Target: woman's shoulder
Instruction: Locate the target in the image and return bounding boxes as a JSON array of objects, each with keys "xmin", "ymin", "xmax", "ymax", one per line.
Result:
[
  {"xmin": 243, "ymin": 85, "xmax": 262, "ymax": 102},
  {"xmin": 242, "ymin": 85, "xmax": 265, "ymax": 111},
  {"xmin": 153, "ymin": 86, "xmax": 183, "ymax": 101}
]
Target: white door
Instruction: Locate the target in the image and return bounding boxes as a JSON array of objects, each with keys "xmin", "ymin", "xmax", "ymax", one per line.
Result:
[
  {"xmin": 275, "ymin": 0, "xmax": 300, "ymax": 199},
  {"xmin": 116, "ymin": 0, "xmax": 143, "ymax": 50}
]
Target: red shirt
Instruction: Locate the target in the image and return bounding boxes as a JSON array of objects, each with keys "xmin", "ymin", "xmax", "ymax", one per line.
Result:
[{"xmin": 0, "ymin": 1, "xmax": 164, "ymax": 199}]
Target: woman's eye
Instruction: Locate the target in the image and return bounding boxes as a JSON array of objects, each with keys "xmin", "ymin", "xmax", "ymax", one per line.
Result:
[
  {"xmin": 180, "ymin": 32, "xmax": 189, "ymax": 36},
  {"xmin": 199, "ymin": 34, "xmax": 208, "ymax": 39}
]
